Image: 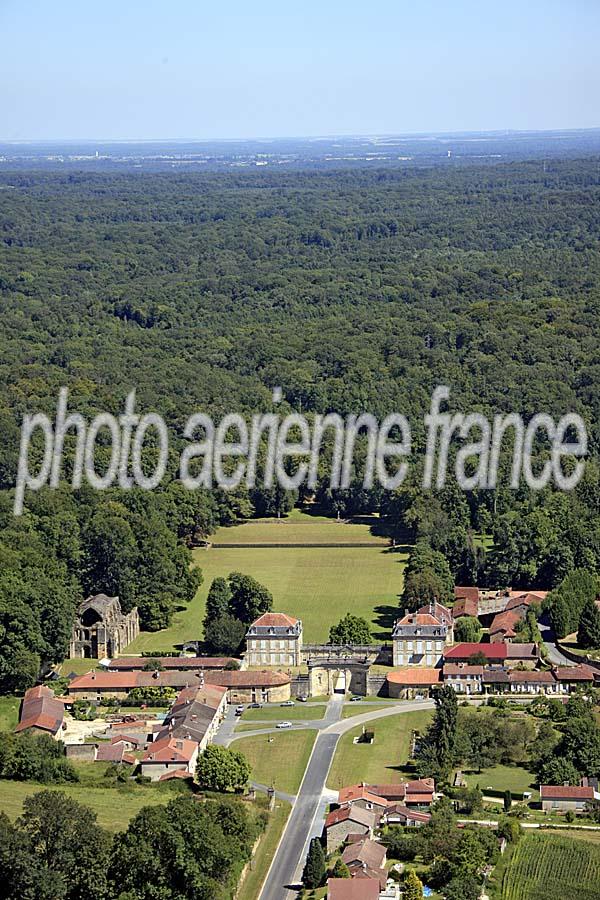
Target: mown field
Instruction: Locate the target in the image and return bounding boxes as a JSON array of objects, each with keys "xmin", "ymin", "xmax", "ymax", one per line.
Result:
[
  {"xmin": 326, "ymin": 709, "xmax": 433, "ymax": 790},
  {"xmin": 0, "ymin": 777, "xmax": 173, "ymax": 831},
  {"xmin": 240, "ymin": 704, "xmax": 326, "ymax": 721},
  {"xmin": 232, "ymin": 728, "xmax": 317, "ymax": 795},
  {"xmin": 212, "ymin": 509, "xmax": 388, "ymax": 546},
  {"xmin": 463, "ymin": 764, "xmax": 539, "ymax": 800},
  {"xmin": 497, "ymin": 832, "xmax": 600, "ymax": 900},
  {"xmin": 128, "ymin": 513, "xmax": 408, "ymax": 650}
]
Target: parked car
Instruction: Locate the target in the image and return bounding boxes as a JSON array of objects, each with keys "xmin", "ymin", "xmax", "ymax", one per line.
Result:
[
  {"xmin": 248, "ymin": 702, "xmax": 262, "ymax": 709},
  {"xmin": 276, "ymin": 721, "xmax": 292, "ymax": 728},
  {"xmin": 234, "ymin": 705, "xmax": 245, "ymax": 716},
  {"xmin": 297, "ymin": 695, "xmax": 308, "ymax": 702},
  {"xmin": 280, "ymin": 700, "xmax": 294, "ymax": 706},
  {"xmin": 350, "ymin": 695, "xmax": 362, "ymax": 702}
]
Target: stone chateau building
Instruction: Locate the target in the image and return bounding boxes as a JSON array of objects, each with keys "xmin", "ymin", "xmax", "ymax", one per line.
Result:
[
  {"xmin": 69, "ymin": 593, "xmax": 139, "ymax": 659},
  {"xmin": 245, "ymin": 612, "xmax": 303, "ymax": 667},
  {"xmin": 392, "ymin": 603, "xmax": 453, "ymax": 667}
]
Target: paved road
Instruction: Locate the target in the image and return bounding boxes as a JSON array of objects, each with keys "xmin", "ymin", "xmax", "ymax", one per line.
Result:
[
  {"xmin": 258, "ymin": 697, "xmax": 435, "ymax": 900},
  {"xmin": 539, "ymin": 613, "xmax": 571, "ymax": 665}
]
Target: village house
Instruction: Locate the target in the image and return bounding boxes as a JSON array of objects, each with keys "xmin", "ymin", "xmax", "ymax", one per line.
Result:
[
  {"xmin": 155, "ymin": 682, "xmax": 227, "ymax": 749},
  {"xmin": 341, "ymin": 837, "xmax": 388, "ymax": 889},
  {"xmin": 67, "ymin": 667, "xmax": 292, "ymax": 704},
  {"xmin": 204, "ymin": 668, "xmax": 292, "ymax": 703},
  {"xmin": 380, "ymin": 805, "xmax": 431, "ymax": 827},
  {"xmin": 386, "ymin": 667, "xmax": 441, "ymax": 699},
  {"xmin": 140, "ymin": 735, "xmax": 199, "ymax": 781},
  {"xmin": 392, "ymin": 611, "xmax": 449, "ymax": 667},
  {"xmin": 443, "ymin": 642, "xmax": 539, "ymax": 668},
  {"xmin": 324, "ymin": 804, "xmax": 376, "ymax": 853},
  {"xmin": 552, "ymin": 664, "xmax": 599, "ymax": 692},
  {"xmin": 338, "ymin": 785, "xmax": 389, "ymax": 816},
  {"xmin": 507, "ymin": 669, "xmax": 557, "ymax": 694},
  {"xmin": 443, "ymin": 663, "xmax": 484, "ymax": 694},
  {"xmin": 365, "ymin": 779, "xmax": 435, "ymax": 808},
  {"xmin": 245, "ymin": 612, "xmax": 303, "ymax": 667},
  {"xmin": 15, "ymin": 685, "xmax": 65, "ymax": 739},
  {"xmin": 69, "ymin": 593, "xmax": 139, "ymax": 659},
  {"xmin": 489, "ymin": 610, "xmax": 522, "ymax": 643},
  {"xmin": 540, "ymin": 784, "xmax": 600, "ymax": 815},
  {"xmin": 452, "ymin": 594, "xmax": 479, "ymax": 620}
]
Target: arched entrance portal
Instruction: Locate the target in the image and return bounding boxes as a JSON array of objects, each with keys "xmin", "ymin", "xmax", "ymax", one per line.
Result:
[{"xmin": 307, "ymin": 659, "xmax": 369, "ymax": 697}]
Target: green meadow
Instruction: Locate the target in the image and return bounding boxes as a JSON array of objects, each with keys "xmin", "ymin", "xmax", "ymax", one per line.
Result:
[{"xmin": 128, "ymin": 512, "xmax": 408, "ymax": 650}]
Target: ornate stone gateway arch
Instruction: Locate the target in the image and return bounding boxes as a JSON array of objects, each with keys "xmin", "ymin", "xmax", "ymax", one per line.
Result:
[{"xmin": 307, "ymin": 657, "xmax": 370, "ymax": 696}]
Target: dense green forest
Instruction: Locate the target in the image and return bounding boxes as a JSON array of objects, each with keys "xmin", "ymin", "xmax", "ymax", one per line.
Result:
[{"xmin": 1, "ymin": 159, "xmax": 600, "ymax": 688}]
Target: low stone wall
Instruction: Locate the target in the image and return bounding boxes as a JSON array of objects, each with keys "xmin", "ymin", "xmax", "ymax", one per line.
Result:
[{"xmin": 557, "ymin": 642, "xmax": 600, "ymax": 673}]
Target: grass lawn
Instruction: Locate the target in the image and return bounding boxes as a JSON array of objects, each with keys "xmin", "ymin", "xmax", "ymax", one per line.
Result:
[
  {"xmin": 233, "ymin": 729, "xmax": 317, "ymax": 794},
  {"xmin": 0, "ymin": 777, "xmax": 174, "ymax": 831},
  {"xmin": 129, "ymin": 542, "xmax": 407, "ymax": 650},
  {"xmin": 0, "ymin": 696, "xmax": 21, "ymax": 731},
  {"xmin": 326, "ymin": 709, "xmax": 433, "ymax": 790},
  {"xmin": 59, "ymin": 658, "xmax": 100, "ymax": 676},
  {"xmin": 341, "ymin": 703, "xmax": 394, "ymax": 719},
  {"xmin": 462, "ymin": 764, "xmax": 539, "ymax": 800},
  {"xmin": 212, "ymin": 509, "xmax": 388, "ymax": 545},
  {"xmin": 241, "ymin": 704, "xmax": 326, "ymax": 722},
  {"xmin": 238, "ymin": 799, "xmax": 291, "ymax": 900}
]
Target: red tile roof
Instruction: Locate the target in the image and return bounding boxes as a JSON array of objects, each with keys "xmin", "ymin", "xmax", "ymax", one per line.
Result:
[
  {"xmin": 251, "ymin": 612, "xmax": 298, "ymax": 627},
  {"xmin": 397, "ymin": 612, "xmax": 442, "ymax": 626},
  {"xmin": 454, "ymin": 586, "xmax": 480, "ymax": 603},
  {"xmin": 142, "ymin": 736, "xmax": 197, "ymax": 764},
  {"xmin": 324, "ymin": 805, "xmax": 375, "ymax": 829},
  {"xmin": 453, "ymin": 597, "xmax": 479, "ymax": 619},
  {"xmin": 553, "ymin": 665, "xmax": 597, "ymax": 682},
  {"xmin": 444, "ymin": 643, "xmax": 507, "ymax": 660},
  {"xmin": 505, "ymin": 593, "xmax": 544, "ymax": 613},
  {"xmin": 508, "ymin": 670, "xmax": 554, "ymax": 683},
  {"xmin": 490, "ymin": 610, "xmax": 522, "ymax": 636},
  {"xmin": 387, "ymin": 668, "xmax": 441, "ymax": 686},
  {"xmin": 540, "ymin": 785, "xmax": 596, "ymax": 800},
  {"xmin": 444, "ymin": 664, "xmax": 484, "ymax": 676},
  {"xmin": 341, "ymin": 837, "xmax": 386, "ymax": 870},
  {"xmin": 384, "ymin": 804, "xmax": 432, "ymax": 823},
  {"xmin": 338, "ymin": 785, "xmax": 389, "ymax": 806},
  {"xmin": 158, "ymin": 769, "xmax": 194, "ymax": 782},
  {"xmin": 205, "ymin": 670, "xmax": 291, "ymax": 688},
  {"xmin": 15, "ymin": 686, "xmax": 64, "ymax": 736},
  {"xmin": 366, "ymin": 779, "xmax": 435, "ymax": 801},
  {"xmin": 327, "ymin": 879, "xmax": 380, "ymax": 900}
]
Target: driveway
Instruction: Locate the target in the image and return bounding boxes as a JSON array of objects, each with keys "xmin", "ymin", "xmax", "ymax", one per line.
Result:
[{"xmin": 258, "ymin": 697, "xmax": 435, "ymax": 900}]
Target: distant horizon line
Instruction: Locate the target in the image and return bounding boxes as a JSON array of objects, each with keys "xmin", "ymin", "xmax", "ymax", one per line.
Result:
[{"xmin": 2, "ymin": 125, "xmax": 600, "ymax": 145}]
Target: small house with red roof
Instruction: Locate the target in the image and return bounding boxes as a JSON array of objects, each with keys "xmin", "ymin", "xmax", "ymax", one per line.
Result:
[
  {"xmin": 15, "ymin": 686, "xmax": 65, "ymax": 740},
  {"xmin": 324, "ymin": 804, "xmax": 377, "ymax": 852},
  {"xmin": 245, "ymin": 612, "xmax": 303, "ymax": 667},
  {"xmin": 489, "ymin": 609, "xmax": 523, "ymax": 643},
  {"xmin": 386, "ymin": 667, "xmax": 442, "ymax": 699},
  {"xmin": 140, "ymin": 735, "xmax": 199, "ymax": 781},
  {"xmin": 541, "ymin": 784, "xmax": 600, "ymax": 814}
]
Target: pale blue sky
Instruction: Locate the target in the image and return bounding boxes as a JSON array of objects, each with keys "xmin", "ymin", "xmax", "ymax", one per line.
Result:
[{"xmin": 1, "ymin": 0, "xmax": 599, "ymax": 140}]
